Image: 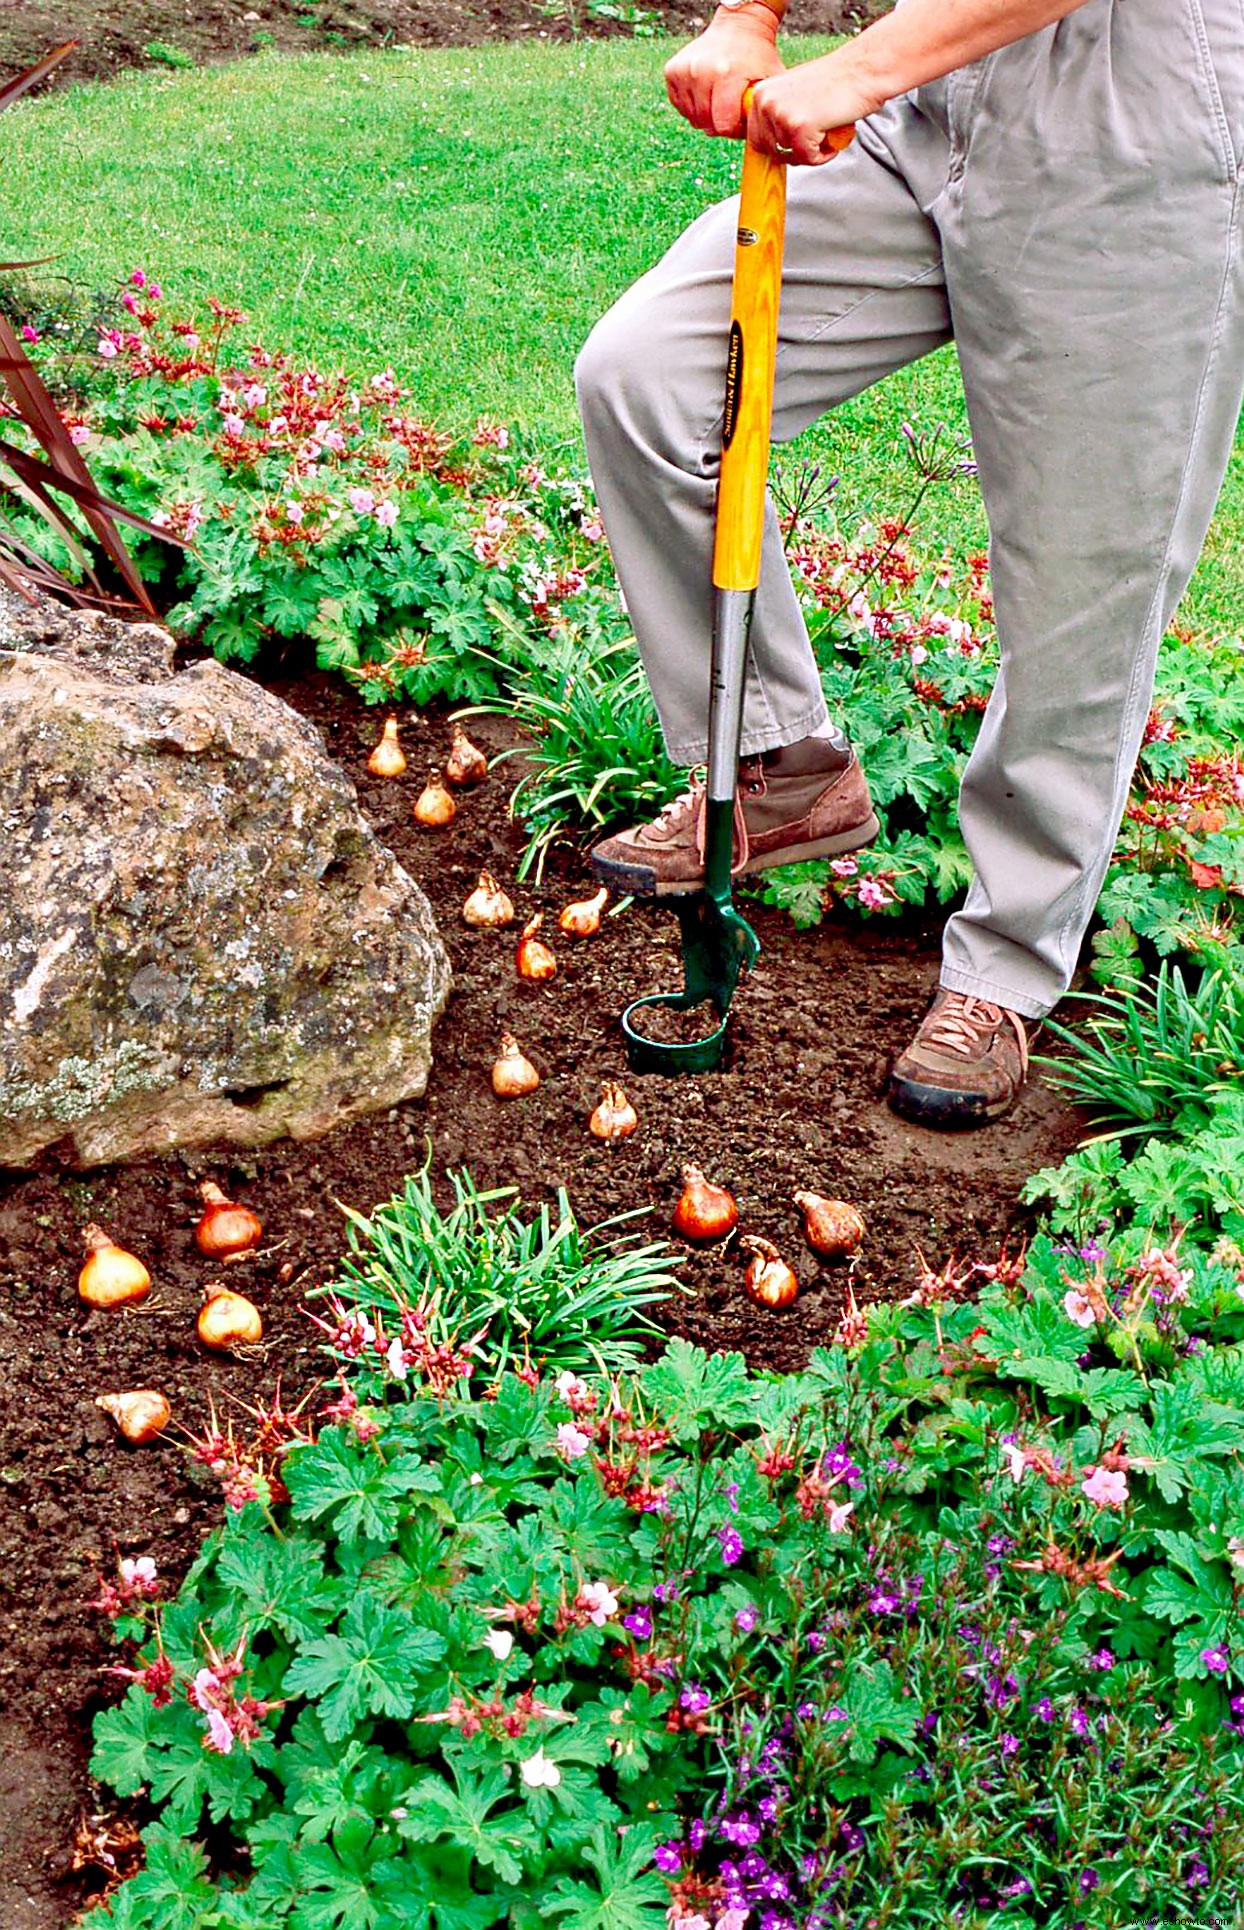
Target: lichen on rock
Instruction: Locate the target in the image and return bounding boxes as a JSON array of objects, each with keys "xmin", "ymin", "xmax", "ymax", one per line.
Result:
[{"xmin": 0, "ymin": 589, "xmax": 450, "ymax": 1167}]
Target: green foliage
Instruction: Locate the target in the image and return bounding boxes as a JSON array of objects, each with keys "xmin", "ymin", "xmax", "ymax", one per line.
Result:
[
  {"xmin": 92, "ymin": 1217, "xmax": 1244, "ymax": 1927},
  {"xmin": 1039, "ymin": 957, "xmax": 1244, "ymax": 1132},
  {"xmin": 318, "ymin": 1165, "xmax": 682, "ymax": 1390}
]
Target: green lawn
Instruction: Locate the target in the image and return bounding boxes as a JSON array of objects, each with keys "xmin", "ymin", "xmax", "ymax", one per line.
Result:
[{"xmin": 9, "ymin": 37, "xmax": 1241, "ymax": 629}]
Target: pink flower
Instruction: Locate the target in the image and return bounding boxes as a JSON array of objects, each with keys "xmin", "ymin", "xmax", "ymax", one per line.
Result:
[
  {"xmin": 857, "ymin": 877, "xmax": 894, "ymax": 910},
  {"xmin": 129, "ymin": 268, "xmax": 147, "ymax": 288},
  {"xmin": 148, "ymin": 281, "xmax": 163, "ymax": 300},
  {"xmin": 1063, "ymin": 1288, "xmax": 1097, "ymax": 1329},
  {"xmin": 556, "ymin": 1422, "xmax": 592, "ymax": 1460},
  {"xmin": 243, "ymin": 383, "xmax": 267, "ymax": 409},
  {"xmin": 717, "ymin": 1913, "xmax": 750, "ymax": 1930},
  {"xmin": 68, "ymin": 424, "xmax": 91, "ymax": 447},
  {"xmin": 1081, "ymin": 1465, "xmax": 1128, "ymax": 1508},
  {"xmin": 581, "ymin": 517, "xmax": 604, "ymax": 542},
  {"xmin": 222, "ymin": 413, "xmax": 246, "ymax": 436},
  {"xmin": 555, "ymin": 1370, "xmax": 588, "ymax": 1402},
  {"xmin": 909, "ymin": 643, "xmax": 929, "ymax": 666},
  {"xmin": 1002, "ymin": 1442, "xmax": 1026, "ymax": 1483},
  {"xmin": 97, "ymin": 338, "xmax": 118, "ymax": 360},
  {"xmin": 374, "ymin": 500, "xmax": 399, "ymax": 529},
  {"xmin": 348, "ymin": 487, "xmax": 376, "ymax": 516},
  {"xmin": 204, "ymin": 1708, "xmax": 234, "ymax": 1754},
  {"xmin": 120, "ymin": 1556, "xmax": 158, "ymax": 1588},
  {"xmin": 322, "ymin": 427, "xmax": 346, "ymax": 453},
  {"xmin": 191, "ymin": 1667, "xmax": 222, "ymax": 1712},
  {"xmin": 830, "ymin": 856, "xmax": 858, "ymax": 879},
  {"xmin": 285, "ymin": 500, "xmax": 304, "ymax": 525},
  {"xmin": 20, "ymin": 324, "xmax": 39, "ymax": 344},
  {"xmin": 827, "ymin": 1500, "xmax": 854, "ymax": 1533},
  {"xmin": 578, "ymin": 1581, "xmax": 619, "ymax": 1626}
]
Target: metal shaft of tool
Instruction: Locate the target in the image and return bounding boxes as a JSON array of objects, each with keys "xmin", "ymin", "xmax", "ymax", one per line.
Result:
[{"xmin": 702, "ymin": 586, "xmax": 755, "ymax": 895}]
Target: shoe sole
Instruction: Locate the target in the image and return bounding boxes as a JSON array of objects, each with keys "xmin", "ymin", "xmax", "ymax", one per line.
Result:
[
  {"xmin": 591, "ymin": 811, "xmax": 882, "ymax": 901},
  {"xmin": 885, "ymin": 1070, "xmax": 1019, "ymax": 1130}
]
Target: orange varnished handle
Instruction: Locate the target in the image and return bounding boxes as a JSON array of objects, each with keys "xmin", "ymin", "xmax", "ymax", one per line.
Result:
[{"xmin": 711, "ymin": 97, "xmax": 854, "ymax": 593}]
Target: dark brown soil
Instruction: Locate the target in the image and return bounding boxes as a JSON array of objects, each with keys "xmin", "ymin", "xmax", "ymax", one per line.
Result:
[
  {"xmin": 0, "ymin": 659, "xmax": 1085, "ymax": 1928},
  {"xmin": 1, "ymin": 0, "xmax": 886, "ymax": 92},
  {"xmin": 625, "ymin": 996, "xmax": 723, "ymax": 1044}
]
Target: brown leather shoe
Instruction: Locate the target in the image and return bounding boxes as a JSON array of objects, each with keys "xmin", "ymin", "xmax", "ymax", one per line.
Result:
[
  {"xmin": 887, "ymin": 990, "xmax": 1033, "ymax": 1128},
  {"xmin": 590, "ymin": 750, "xmax": 880, "ymax": 899}
]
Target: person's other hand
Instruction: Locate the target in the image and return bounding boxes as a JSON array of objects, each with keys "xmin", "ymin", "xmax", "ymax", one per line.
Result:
[
  {"xmin": 747, "ymin": 48, "xmax": 883, "ymax": 164},
  {"xmin": 664, "ymin": 11, "xmax": 785, "ymax": 139}
]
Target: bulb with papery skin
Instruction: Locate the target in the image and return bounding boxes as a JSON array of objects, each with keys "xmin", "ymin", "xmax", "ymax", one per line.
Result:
[
  {"xmin": 492, "ymin": 1034, "xmax": 540, "ymax": 1098},
  {"xmin": 445, "ymin": 722, "xmax": 488, "ymax": 787},
  {"xmin": 589, "ymin": 1081, "xmax": 638, "ymax": 1140},
  {"xmin": 414, "ymin": 770, "xmax": 455, "ymax": 828},
  {"xmin": 197, "ymin": 1283, "xmax": 263, "ymax": 1351},
  {"xmin": 195, "ymin": 1182, "xmax": 263, "ymax": 1260},
  {"xmin": 463, "ymin": 871, "xmax": 515, "ymax": 928},
  {"xmin": 367, "ymin": 716, "xmax": 406, "ymax": 777},
  {"xmin": 559, "ymin": 888, "xmax": 608, "ymax": 938},
  {"xmin": 515, "ymin": 915, "xmax": 556, "ymax": 981},
  {"xmin": 672, "ymin": 1165, "xmax": 738, "ymax": 1242},
  {"xmin": 96, "ymin": 1389, "xmax": 171, "ymax": 1444},
  {"xmin": 741, "ymin": 1234, "xmax": 799, "ymax": 1309},
  {"xmin": 78, "ymin": 1225, "xmax": 151, "ymax": 1309},
  {"xmin": 794, "ymin": 1191, "xmax": 866, "ymax": 1260}
]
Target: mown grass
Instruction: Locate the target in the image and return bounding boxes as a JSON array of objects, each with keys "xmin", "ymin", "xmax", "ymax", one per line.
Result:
[{"xmin": 8, "ymin": 36, "xmax": 1241, "ymax": 626}]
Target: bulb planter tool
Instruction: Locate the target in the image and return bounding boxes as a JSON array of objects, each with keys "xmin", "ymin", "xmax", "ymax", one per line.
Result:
[{"xmin": 622, "ymin": 105, "xmax": 854, "ymax": 1076}]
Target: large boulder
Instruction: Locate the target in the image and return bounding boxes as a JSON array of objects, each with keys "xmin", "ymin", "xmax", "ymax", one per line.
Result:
[{"xmin": 0, "ymin": 590, "xmax": 451, "ymax": 1167}]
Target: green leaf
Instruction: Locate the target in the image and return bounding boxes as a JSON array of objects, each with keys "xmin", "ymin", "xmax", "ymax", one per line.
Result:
[
  {"xmin": 545, "ymin": 1825, "xmax": 668, "ymax": 1930},
  {"xmin": 639, "ymin": 1339, "xmax": 755, "ymax": 1443},
  {"xmin": 289, "ymin": 1818, "xmax": 419, "ymax": 1930},
  {"xmin": 285, "ymin": 1429, "xmax": 440, "ymax": 1543},
  {"xmin": 398, "ymin": 1759, "xmax": 536, "ymax": 1885},
  {"xmin": 91, "ymin": 1827, "xmax": 220, "ymax": 1930},
  {"xmin": 285, "ymin": 1593, "xmax": 447, "ymax": 1742},
  {"xmin": 215, "ymin": 1517, "xmax": 346, "ymax": 1642},
  {"xmin": 91, "ymin": 1685, "xmax": 166, "ymax": 1799}
]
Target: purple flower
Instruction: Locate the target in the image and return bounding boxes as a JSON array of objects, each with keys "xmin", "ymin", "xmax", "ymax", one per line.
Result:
[
  {"xmin": 919, "ymin": 1708, "xmax": 938, "ymax": 1735},
  {"xmin": 1201, "ymin": 1646, "xmax": 1231, "ymax": 1675},
  {"xmin": 688, "ymin": 1819, "xmax": 707, "ymax": 1852},
  {"xmin": 822, "ymin": 1442, "xmax": 862, "ymax": 1488},
  {"xmin": 680, "ymin": 1684, "xmax": 711, "ymax": 1714},
  {"xmin": 724, "ymin": 1480, "xmax": 741, "ymax": 1514},
  {"xmin": 740, "ymin": 1849, "xmax": 769, "ymax": 1879},
  {"xmin": 796, "ymin": 1701, "xmax": 818, "ymax": 1720},
  {"xmin": 805, "ymin": 1630, "xmax": 826, "ymax": 1653},
  {"xmin": 717, "ymin": 1525, "xmax": 745, "ymax": 1567},
  {"xmin": 720, "ymin": 1812, "xmax": 763, "ymax": 1848},
  {"xmin": 1079, "ymin": 1869, "xmax": 1099, "ymax": 1894},
  {"xmin": 826, "ymin": 1704, "xmax": 848, "ymax": 1722},
  {"xmin": 1088, "ymin": 1647, "xmax": 1114, "ymax": 1671},
  {"xmin": 1185, "ymin": 1856, "xmax": 1210, "ymax": 1888},
  {"xmin": 868, "ymin": 1590, "xmax": 900, "ymax": 1615},
  {"xmin": 734, "ymin": 1604, "xmax": 759, "ymax": 1633},
  {"xmin": 1068, "ymin": 1707, "xmax": 1090, "ymax": 1737},
  {"xmin": 839, "ymin": 1821, "xmax": 865, "ymax": 1853},
  {"xmin": 1034, "ymin": 1697, "xmax": 1056, "ymax": 1722},
  {"xmin": 652, "ymin": 1842, "xmax": 682, "ymax": 1873},
  {"xmin": 1000, "ymin": 1876, "xmax": 1032, "ymax": 1897},
  {"xmin": 986, "ymin": 1533, "xmax": 1015, "ymax": 1557},
  {"xmin": 622, "ymin": 1607, "xmax": 652, "ymax": 1642},
  {"xmin": 652, "ymin": 1581, "xmax": 679, "ymax": 1604}
]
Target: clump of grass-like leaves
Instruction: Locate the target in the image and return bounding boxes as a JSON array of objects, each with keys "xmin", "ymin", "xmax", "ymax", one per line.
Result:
[
  {"xmin": 1040, "ymin": 958, "xmax": 1244, "ymax": 1133},
  {"xmin": 319, "ymin": 1164, "xmax": 683, "ymax": 1386}
]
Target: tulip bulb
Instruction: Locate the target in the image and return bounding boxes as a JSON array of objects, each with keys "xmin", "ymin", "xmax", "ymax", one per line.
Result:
[
  {"xmin": 589, "ymin": 1080, "xmax": 638, "ymax": 1141},
  {"xmin": 515, "ymin": 914, "xmax": 557, "ymax": 981},
  {"xmin": 558, "ymin": 888, "xmax": 608, "ymax": 939},
  {"xmin": 445, "ymin": 722, "xmax": 488, "ymax": 788},
  {"xmin": 463, "ymin": 870, "xmax": 515, "ymax": 929},
  {"xmin": 672, "ymin": 1164, "xmax": 738, "ymax": 1243},
  {"xmin": 367, "ymin": 716, "xmax": 407, "ymax": 778},
  {"xmin": 741, "ymin": 1235, "xmax": 799, "ymax": 1310},
  {"xmin": 195, "ymin": 1181, "xmax": 263, "ymax": 1260},
  {"xmin": 414, "ymin": 770, "xmax": 456, "ymax": 829},
  {"xmin": 794, "ymin": 1191, "xmax": 866, "ymax": 1261},
  {"xmin": 96, "ymin": 1389, "xmax": 171, "ymax": 1445},
  {"xmin": 492, "ymin": 1033, "xmax": 540, "ymax": 1098},
  {"xmin": 78, "ymin": 1225, "xmax": 151, "ymax": 1309},
  {"xmin": 197, "ymin": 1282, "xmax": 263, "ymax": 1351}
]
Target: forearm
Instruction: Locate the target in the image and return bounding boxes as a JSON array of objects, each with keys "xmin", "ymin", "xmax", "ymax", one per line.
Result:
[{"xmin": 721, "ymin": 0, "xmax": 1096, "ymax": 110}]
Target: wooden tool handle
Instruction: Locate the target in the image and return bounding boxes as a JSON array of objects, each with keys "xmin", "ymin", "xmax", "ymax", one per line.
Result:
[{"xmin": 711, "ymin": 99, "xmax": 854, "ymax": 593}]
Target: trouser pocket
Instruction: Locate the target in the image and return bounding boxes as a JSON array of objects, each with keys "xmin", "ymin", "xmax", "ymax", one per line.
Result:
[{"xmin": 1190, "ymin": 0, "xmax": 1244, "ymax": 177}]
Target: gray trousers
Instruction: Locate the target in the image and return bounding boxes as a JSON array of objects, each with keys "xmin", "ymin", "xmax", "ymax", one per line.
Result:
[{"xmin": 575, "ymin": 0, "xmax": 1244, "ymax": 1018}]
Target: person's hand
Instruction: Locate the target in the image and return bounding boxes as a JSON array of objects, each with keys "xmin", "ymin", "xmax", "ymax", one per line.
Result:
[
  {"xmin": 746, "ymin": 46, "xmax": 884, "ymax": 164},
  {"xmin": 664, "ymin": 10, "xmax": 786, "ymax": 139}
]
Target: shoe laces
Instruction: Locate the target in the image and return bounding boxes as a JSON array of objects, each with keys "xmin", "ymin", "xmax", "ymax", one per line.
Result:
[{"xmin": 923, "ymin": 993, "xmax": 1029, "ymax": 1073}]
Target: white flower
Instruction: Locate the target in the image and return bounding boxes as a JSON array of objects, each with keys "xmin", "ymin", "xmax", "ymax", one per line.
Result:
[
  {"xmin": 483, "ymin": 1628, "xmax": 514, "ymax": 1662},
  {"xmin": 120, "ymin": 1556, "xmax": 158, "ymax": 1586},
  {"xmin": 1063, "ymin": 1288, "xmax": 1096, "ymax": 1329},
  {"xmin": 1003, "ymin": 1442, "xmax": 1027, "ymax": 1484},
  {"xmin": 1227, "ymin": 1536, "xmax": 1244, "ymax": 1572},
  {"xmin": 827, "ymin": 1500, "xmax": 854, "ymax": 1534},
  {"xmin": 519, "ymin": 1747, "xmax": 561, "ymax": 1788},
  {"xmin": 556, "ymin": 1422, "xmax": 592, "ymax": 1460},
  {"xmin": 386, "ymin": 1337, "xmax": 408, "ymax": 1380}
]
